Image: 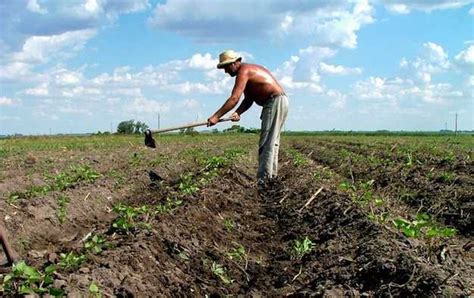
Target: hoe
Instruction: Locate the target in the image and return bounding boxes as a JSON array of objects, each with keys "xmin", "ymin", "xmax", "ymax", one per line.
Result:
[
  {"xmin": 144, "ymin": 117, "xmax": 233, "ymax": 148},
  {"xmin": 0, "ymin": 225, "xmax": 17, "ymax": 269}
]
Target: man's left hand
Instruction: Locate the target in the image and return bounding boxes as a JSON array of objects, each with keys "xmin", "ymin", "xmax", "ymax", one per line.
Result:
[{"xmin": 207, "ymin": 115, "xmax": 219, "ymax": 127}]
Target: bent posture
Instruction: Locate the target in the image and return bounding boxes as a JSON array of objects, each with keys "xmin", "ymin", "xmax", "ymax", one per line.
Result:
[{"xmin": 208, "ymin": 50, "xmax": 289, "ymax": 185}]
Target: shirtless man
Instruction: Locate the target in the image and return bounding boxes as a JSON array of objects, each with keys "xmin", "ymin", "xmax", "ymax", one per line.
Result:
[{"xmin": 207, "ymin": 50, "xmax": 289, "ymax": 186}]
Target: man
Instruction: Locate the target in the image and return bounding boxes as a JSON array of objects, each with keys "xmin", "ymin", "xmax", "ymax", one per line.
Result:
[{"xmin": 207, "ymin": 50, "xmax": 289, "ymax": 187}]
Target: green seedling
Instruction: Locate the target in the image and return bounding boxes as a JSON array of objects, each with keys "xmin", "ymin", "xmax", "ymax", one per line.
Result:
[
  {"xmin": 211, "ymin": 262, "xmax": 233, "ymax": 284},
  {"xmin": 129, "ymin": 152, "xmax": 144, "ymax": 166},
  {"xmin": 292, "ymin": 236, "xmax": 314, "ymax": 259},
  {"xmin": 2, "ymin": 261, "xmax": 64, "ymax": 296},
  {"xmin": 226, "ymin": 244, "xmax": 246, "ymax": 261},
  {"xmin": 439, "ymin": 171, "xmax": 455, "ymax": 183},
  {"xmin": 393, "ymin": 213, "xmax": 457, "ymax": 239},
  {"xmin": 56, "ymin": 195, "xmax": 70, "ymax": 224},
  {"xmin": 112, "ymin": 204, "xmax": 150, "ymax": 232},
  {"xmin": 288, "ymin": 149, "xmax": 308, "ymax": 167},
  {"xmin": 154, "ymin": 197, "xmax": 183, "ymax": 214},
  {"xmin": 58, "ymin": 252, "xmax": 86, "ymax": 271},
  {"xmin": 178, "ymin": 173, "xmax": 199, "ymax": 195},
  {"xmin": 339, "ymin": 181, "xmax": 355, "ymax": 192},
  {"xmin": 223, "ymin": 218, "xmax": 235, "ymax": 232},
  {"xmin": 84, "ymin": 234, "xmax": 108, "ymax": 254},
  {"xmin": 89, "ymin": 282, "xmax": 102, "ymax": 298}
]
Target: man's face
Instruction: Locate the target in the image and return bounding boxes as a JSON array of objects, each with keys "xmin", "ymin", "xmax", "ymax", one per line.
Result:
[{"xmin": 224, "ymin": 62, "xmax": 237, "ymax": 77}]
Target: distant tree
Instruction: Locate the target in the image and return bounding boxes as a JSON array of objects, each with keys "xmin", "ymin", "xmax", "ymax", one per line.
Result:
[
  {"xmin": 134, "ymin": 121, "xmax": 149, "ymax": 134},
  {"xmin": 117, "ymin": 120, "xmax": 149, "ymax": 134},
  {"xmin": 224, "ymin": 125, "xmax": 245, "ymax": 133},
  {"xmin": 117, "ymin": 120, "xmax": 135, "ymax": 134}
]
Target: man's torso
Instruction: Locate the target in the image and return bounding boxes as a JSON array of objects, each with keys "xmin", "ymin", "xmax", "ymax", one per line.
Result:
[{"xmin": 240, "ymin": 64, "xmax": 284, "ymax": 106}]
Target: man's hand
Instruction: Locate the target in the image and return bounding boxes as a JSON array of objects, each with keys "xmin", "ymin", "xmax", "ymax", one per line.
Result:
[
  {"xmin": 207, "ymin": 115, "xmax": 219, "ymax": 127},
  {"xmin": 230, "ymin": 112, "xmax": 240, "ymax": 122}
]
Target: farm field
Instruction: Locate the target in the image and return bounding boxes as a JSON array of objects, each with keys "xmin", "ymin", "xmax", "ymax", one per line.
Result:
[{"xmin": 0, "ymin": 133, "xmax": 472, "ymax": 296}]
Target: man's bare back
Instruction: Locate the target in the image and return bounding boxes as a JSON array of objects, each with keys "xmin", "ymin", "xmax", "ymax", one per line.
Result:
[{"xmin": 238, "ymin": 63, "xmax": 284, "ymax": 106}]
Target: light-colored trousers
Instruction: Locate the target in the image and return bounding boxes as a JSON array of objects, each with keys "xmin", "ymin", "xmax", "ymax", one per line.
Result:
[{"xmin": 257, "ymin": 93, "xmax": 289, "ymax": 180}]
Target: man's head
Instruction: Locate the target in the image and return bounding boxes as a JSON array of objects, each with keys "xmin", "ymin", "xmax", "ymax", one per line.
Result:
[{"xmin": 217, "ymin": 50, "xmax": 242, "ymax": 77}]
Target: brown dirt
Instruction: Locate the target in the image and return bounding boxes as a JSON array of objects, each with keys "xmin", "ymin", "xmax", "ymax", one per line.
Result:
[{"xmin": 0, "ymin": 135, "xmax": 472, "ymax": 296}]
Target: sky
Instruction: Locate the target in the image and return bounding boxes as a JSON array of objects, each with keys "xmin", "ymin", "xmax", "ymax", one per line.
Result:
[{"xmin": 0, "ymin": 0, "xmax": 473, "ymax": 135}]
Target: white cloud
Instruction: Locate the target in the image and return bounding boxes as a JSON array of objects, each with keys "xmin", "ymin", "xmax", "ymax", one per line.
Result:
[
  {"xmin": 178, "ymin": 99, "xmax": 201, "ymax": 109},
  {"xmin": 319, "ymin": 62, "xmax": 362, "ymax": 75},
  {"xmin": 400, "ymin": 42, "xmax": 450, "ymax": 84},
  {"xmin": 382, "ymin": 0, "xmax": 473, "ymax": 13},
  {"xmin": 27, "ymin": 0, "xmax": 48, "ymax": 14},
  {"xmin": 454, "ymin": 45, "xmax": 474, "ymax": 68},
  {"xmin": 149, "ymin": 0, "xmax": 374, "ymax": 48},
  {"xmin": 125, "ymin": 98, "xmax": 170, "ymax": 114},
  {"xmin": 12, "ymin": 29, "xmax": 97, "ymax": 65},
  {"xmin": 0, "ymin": 97, "xmax": 14, "ymax": 106},
  {"xmin": 470, "ymin": 6, "xmax": 474, "ymax": 14},
  {"xmin": 25, "ymin": 83, "xmax": 49, "ymax": 96}
]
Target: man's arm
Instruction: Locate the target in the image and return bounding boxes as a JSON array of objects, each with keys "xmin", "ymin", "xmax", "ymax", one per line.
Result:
[
  {"xmin": 208, "ymin": 69, "xmax": 248, "ymax": 125},
  {"xmin": 235, "ymin": 96, "xmax": 253, "ymax": 116}
]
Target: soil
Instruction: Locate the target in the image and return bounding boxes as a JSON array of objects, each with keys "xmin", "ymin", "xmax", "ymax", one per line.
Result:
[{"xmin": 0, "ymin": 135, "xmax": 472, "ymax": 296}]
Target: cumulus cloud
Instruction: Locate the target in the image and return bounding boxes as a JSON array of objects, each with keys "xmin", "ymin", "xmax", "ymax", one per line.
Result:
[
  {"xmin": 0, "ymin": 0, "xmax": 149, "ymax": 53},
  {"xmin": 400, "ymin": 42, "xmax": 450, "ymax": 83},
  {"xmin": 319, "ymin": 62, "xmax": 362, "ymax": 75},
  {"xmin": 454, "ymin": 45, "xmax": 474, "ymax": 70},
  {"xmin": 148, "ymin": 0, "xmax": 374, "ymax": 48}
]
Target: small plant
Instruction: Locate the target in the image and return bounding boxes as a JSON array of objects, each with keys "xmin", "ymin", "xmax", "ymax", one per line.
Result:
[
  {"xmin": 89, "ymin": 282, "xmax": 102, "ymax": 298},
  {"xmin": 438, "ymin": 171, "xmax": 455, "ymax": 183},
  {"xmin": 288, "ymin": 149, "xmax": 308, "ymax": 167},
  {"xmin": 211, "ymin": 262, "xmax": 233, "ymax": 284},
  {"xmin": 1, "ymin": 261, "xmax": 64, "ymax": 296},
  {"xmin": 56, "ymin": 195, "xmax": 70, "ymax": 224},
  {"xmin": 223, "ymin": 218, "xmax": 235, "ymax": 232},
  {"xmin": 291, "ymin": 236, "xmax": 314, "ymax": 259},
  {"xmin": 112, "ymin": 204, "xmax": 150, "ymax": 232},
  {"xmin": 58, "ymin": 252, "xmax": 86, "ymax": 271},
  {"xmin": 226, "ymin": 244, "xmax": 246, "ymax": 261},
  {"xmin": 178, "ymin": 173, "xmax": 199, "ymax": 195},
  {"xmin": 154, "ymin": 197, "xmax": 183, "ymax": 214},
  {"xmin": 84, "ymin": 234, "xmax": 108, "ymax": 254},
  {"xmin": 393, "ymin": 213, "xmax": 457, "ymax": 239}
]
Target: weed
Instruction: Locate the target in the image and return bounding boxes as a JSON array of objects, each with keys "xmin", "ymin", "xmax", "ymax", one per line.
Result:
[
  {"xmin": 112, "ymin": 204, "xmax": 151, "ymax": 232},
  {"xmin": 226, "ymin": 244, "xmax": 246, "ymax": 261},
  {"xmin": 178, "ymin": 173, "xmax": 200, "ymax": 195},
  {"xmin": 1, "ymin": 261, "xmax": 64, "ymax": 296},
  {"xmin": 58, "ymin": 251, "xmax": 86, "ymax": 271},
  {"xmin": 439, "ymin": 171, "xmax": 455, "ymax": 183},
  {"xmin": 291, "ymin": 236, "xmax": 314, "ymax": 259},
  {"xmin": 223, "ymin": 218, "xmax": 235, "ymax": 232},
  {"xmin": 393, "ymin": 213, "xmax": 457, "ymax": 239},
  {"xmin": 56, "ymin": 195, "xmax": 70, "ymax": 224},
  {"xmin": 211, "ymin": 262, "xmax": 233, "ymax": 284},
  {"xmin": 288, "ymin": 149, "xmax": 308, "ymax": 167},
  {"xmin": 84, "ymin": 234, "xmax": 108, "ymax": 254},
  {"xmin": 89, "ymin": 282, "xmax": 102, "ymax": 298},
  {"xmin": 154, "ymin": 197, "xmax": 183, "ymax": 214}
]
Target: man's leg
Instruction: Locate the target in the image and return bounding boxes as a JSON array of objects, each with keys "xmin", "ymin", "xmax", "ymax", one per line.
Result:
[
  {"xmin": 258, "ymin": 96, "xmax": 288, "ymax": 182},
  {"xmin": 271, "ymin": 95, "xmax": 289, "ymax": 177}
]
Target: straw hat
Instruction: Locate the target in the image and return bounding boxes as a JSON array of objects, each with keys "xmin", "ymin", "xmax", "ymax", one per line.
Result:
[{"xmin": 217, "ymin": 50, "xmax": 242, "ymax": 69}]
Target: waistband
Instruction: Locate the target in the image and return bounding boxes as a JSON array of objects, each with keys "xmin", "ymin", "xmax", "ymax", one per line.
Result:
[{"xmin": 268, "ymin": 92, "xmax": 286, "ymax": 100}]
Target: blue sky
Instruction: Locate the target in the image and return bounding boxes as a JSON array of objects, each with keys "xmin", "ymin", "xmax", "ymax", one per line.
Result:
[{"xmin": 0, "ymin": 0, "xmax": 473, "ymax": 135}]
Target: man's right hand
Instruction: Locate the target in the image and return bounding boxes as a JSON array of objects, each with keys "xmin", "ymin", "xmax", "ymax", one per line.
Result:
[
  {"xmin": 230, "ymin": 112, "xmax": 240, "ymax": 122},
  {"xmin": 207, "ymin": 115, "xmax": 219, "ymax": 127}
]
